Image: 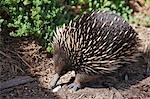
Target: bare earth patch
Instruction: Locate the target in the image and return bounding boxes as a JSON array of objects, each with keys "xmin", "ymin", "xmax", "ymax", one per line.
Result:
[{"xmin": 0, "ymin": 25, "xmax": 150, "ymax": 99}]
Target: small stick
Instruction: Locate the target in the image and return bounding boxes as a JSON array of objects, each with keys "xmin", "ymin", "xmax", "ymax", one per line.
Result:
[
  {"xmin": 0, "ymin": 50, "xmax": 11, "ymax": 59},
  {"xmin": 6, "ymin": 49, "xmax": 33, "ymax": 69},
  {"xmin": 16, "ymin": 52, "xmax": 33, "ymax": 69},
  {"xmin": 0, "ymin": 76, "xmax": 35, "ymax": 91}
]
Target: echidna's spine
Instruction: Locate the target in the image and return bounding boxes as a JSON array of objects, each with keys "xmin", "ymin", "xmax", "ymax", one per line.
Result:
[{"xmin": 53, "ymin": 11, "xmax": 139, "ymax": 76}]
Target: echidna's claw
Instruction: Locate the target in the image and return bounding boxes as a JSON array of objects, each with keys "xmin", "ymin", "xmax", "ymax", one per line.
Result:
[
  {"xmin": 146, "ymin": 66, "xmax": 149, "ymax": 73},
  {"xmin": 146, "ymin": 62, "xmax": 150, "ymax": 73},
  {"xmin": 68, "ymin": 82, "xmax": 81, "ymax": 91},
  {"xmin": 124, "ymin": 74, "xmax": 129, "ymax": 81}
]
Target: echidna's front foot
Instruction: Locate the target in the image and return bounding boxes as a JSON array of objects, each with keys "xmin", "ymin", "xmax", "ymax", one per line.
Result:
[{"xmin": 68, "ymin": 82, "xmax": 81, "ymax": 91}]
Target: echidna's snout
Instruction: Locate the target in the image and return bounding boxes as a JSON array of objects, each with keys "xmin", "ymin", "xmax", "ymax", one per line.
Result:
[
  {"xmin": 49, "ymin": 73, "xmax": 60, "ymax": 89},
  {"xmin": 49, "ymin": 59, "xmax": 61, "ymax": 89},
  {"xmin": 50, "ymin": 53, "xmax": 68, "ymax": 89}
]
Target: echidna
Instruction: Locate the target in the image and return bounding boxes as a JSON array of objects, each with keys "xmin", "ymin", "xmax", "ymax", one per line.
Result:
[{"xmin": 50, "ymin": 11, "xmax": 139, "ymax": 91}]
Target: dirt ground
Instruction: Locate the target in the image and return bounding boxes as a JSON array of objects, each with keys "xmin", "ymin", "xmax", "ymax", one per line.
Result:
[{"xmin": 0, "ymin": 25, "xmax": 150, "ymax": 99}]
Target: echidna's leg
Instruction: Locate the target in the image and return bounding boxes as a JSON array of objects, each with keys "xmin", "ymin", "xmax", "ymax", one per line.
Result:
[{"xmin": 68, "ymin": 73, "xmax": 99, "ymax": 91}]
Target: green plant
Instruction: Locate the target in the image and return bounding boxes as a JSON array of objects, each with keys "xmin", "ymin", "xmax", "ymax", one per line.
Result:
[
  {"xmin": 1, "ymin": 0, "xmax": 134, "ymax": 53},
  {"xmin": 1, "ymin": 0, "xmax": 74, "ymax": 52},
  {"xmin": 67, "ymin": 0, "xmax": 133, "ymax": 21}
]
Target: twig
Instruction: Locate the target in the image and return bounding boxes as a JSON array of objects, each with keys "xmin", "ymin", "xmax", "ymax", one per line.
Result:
[
  {"xmin": 6, "ymin": 49, "xmax": 33, "ymax": 69},
  {"xmin": 0, "ymin": 76, "xmax": 35, "ymax": 92},
  {"xmin": 16, "ymin": 52, "xmax": 33, "ymax": 69},
  {"xmin": 0, "ymin": 50, "xmax": 11, "ymax": 59}
]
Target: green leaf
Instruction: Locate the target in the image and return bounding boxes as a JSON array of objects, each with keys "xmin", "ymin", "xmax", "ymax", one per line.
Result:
[{"xmin": 23, "ymin": 0, "xmax": 30, "ymax": 5}]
